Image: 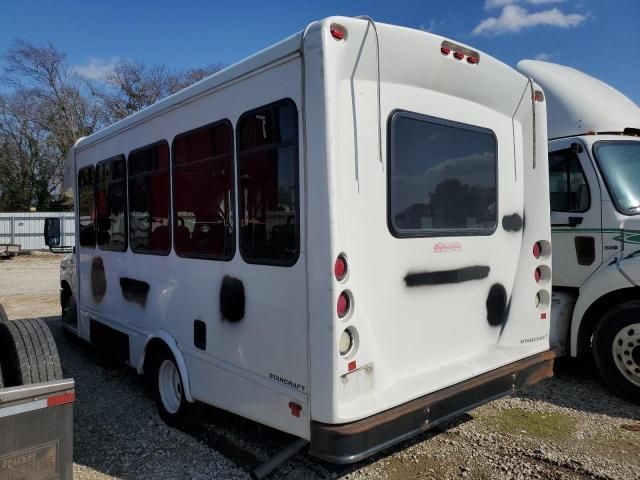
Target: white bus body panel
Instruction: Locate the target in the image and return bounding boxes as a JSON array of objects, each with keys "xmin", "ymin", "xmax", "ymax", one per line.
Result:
[
  {"xmin": 75, "ymin": 48, "xmax": 310, "ymax": 438},
  {"xmin": 70, "ymin": 17, "xmax": 552, "ymax": 447},
  {"xmin": 307, "ymin": 19, "xmax": 551, "ymax": 423}
]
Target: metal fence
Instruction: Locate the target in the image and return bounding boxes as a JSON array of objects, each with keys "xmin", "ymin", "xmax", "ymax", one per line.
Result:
[{"xmin": 0, "ymin": 212, "xmax": 75, "ymax": 250}]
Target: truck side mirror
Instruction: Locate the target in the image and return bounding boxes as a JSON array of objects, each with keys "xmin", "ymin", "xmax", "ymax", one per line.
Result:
[{"xmin": 44, "ymin": 218, "xmax": 61, "ymax": 247}]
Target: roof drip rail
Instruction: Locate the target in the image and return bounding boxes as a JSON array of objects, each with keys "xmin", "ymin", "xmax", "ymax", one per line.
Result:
[{"xmin": 356, "ymin": 15, "xmax": 383, "ymax": 167}]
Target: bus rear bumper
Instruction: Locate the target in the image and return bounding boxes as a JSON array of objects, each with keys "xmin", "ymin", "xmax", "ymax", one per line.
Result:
[{"xmin": 309, "ymin": 349, "xmax": 555, "ymax": 464}]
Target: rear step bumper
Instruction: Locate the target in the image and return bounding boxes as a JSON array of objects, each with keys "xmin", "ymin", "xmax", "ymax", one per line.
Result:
[{"xmin": 309, "ymin": 350, "xmax": 555, "ymax": 464}]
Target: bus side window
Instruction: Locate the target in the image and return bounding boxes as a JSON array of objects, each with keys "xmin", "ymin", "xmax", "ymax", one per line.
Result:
[
  {"xmin": 128, "ymin": 141, "xmax": 171, "ymax": 255},
  {"xmin": 548, "ymin": 150, "xmax": 590, "ymax": 212},
  {"xmin": 173, "ymin": 120, "xmax": 235, "ymax": 260},
  {"xmin": 237, "ymin": 99, "xmax": 299, "ymax": 265},
  {"xmin": 78, "ymin": 165, "xmax": 96, "ymax": 247},
  {"xmin": 96, "ymin": 155, "xmax": 127, "ymax": 252}
]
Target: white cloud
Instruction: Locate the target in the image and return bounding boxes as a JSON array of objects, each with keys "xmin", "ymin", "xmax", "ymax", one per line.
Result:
[
  {"xmin": 484, "ymin": 0, "xmax": 565, "ymax": 8},
  {"xmin": 73, "ymin": 57, "xmax": 119, "ymax": 81},
  {"xmin": 528, "ymin": 0, "xmax": 566, "ymax": 4},
  {"xmin": 419, "ymin": 18, "xmax": 445, "ymax": 32},
  {"xmin": 534, "ymin": 52, "xmax": 555, "ymax": 60},
  {"xmin": 473, "ymin": 5, "xmax": 586, "ymax": 35}
]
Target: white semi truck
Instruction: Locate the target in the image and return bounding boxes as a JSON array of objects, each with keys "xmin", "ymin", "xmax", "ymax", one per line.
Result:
[{"xmin": 518, "ymin": 60, "xmax": 640, "ymax": 403}]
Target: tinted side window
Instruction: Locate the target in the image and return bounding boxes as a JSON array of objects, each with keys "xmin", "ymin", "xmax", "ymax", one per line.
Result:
[
  {"xmin": 173, "ymin": 121, "xmax": 234, "ymax": 259},
  {"xmin": 237, "ymin": 100, "xmax": 299, "ymax": 265},
  {"xmin": 128, "ymin": 142, "xmax": 171, "ymax": 254},
  {"xmin": 389, "ymin": 112, "xmax": 497, "ymax": 236},
  {"xmin": 78, "ymin": 166, "xmax": 96, "ymax": 247},
  {"xmin": 549, "ymin": 150, "xmax": 589, "ymax": 212},
  {"xmin": 96, "ymin": 155, "xmax": 127, "ymax": 251}
]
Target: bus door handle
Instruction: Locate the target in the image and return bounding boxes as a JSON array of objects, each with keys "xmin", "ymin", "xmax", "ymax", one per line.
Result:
[
  {"xmin": 551, "ymin": 216, "xmax": 583, "ymax": 228},
  {"xmin": 568, "ymin": 216, "xmax": 583, "ymax": 227}
]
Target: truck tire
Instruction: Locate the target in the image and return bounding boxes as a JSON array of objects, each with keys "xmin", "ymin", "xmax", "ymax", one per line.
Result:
[
  {"xmin": 592, "ymin": 300, "xmax": 640, "ymax": 404},
  {"xmin": 0, "ymin": 319, "xmax": 63, "ymax": 387}
]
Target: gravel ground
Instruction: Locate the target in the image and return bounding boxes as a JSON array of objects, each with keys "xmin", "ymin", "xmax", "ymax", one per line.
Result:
[{"xmin": 1, "ymin": 253, "xmax": 639, "ymax": 479}]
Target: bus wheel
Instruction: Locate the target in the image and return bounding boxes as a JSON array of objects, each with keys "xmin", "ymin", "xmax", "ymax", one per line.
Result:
[
  {"xmin": 592, "ymin": 300, "xmax": 640, "ymax": 404},
  {"xmin": 153, "ymin": 350, "xmax": 191, "ymax": 427}
]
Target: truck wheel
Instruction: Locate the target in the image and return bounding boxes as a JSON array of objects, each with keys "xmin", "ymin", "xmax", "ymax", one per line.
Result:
[
  {"xmin": 0, "ymin": 321, "xmax": 35, "ymax": 386},
  {"xmin": 0, "ymin": 319, "xmax": 63, "ymax": 387},
  {"xmin": 592, "ymin": 301, "xmax": 640, "ymax": 404},
  {"xmin": 152, "ymin": 349, "xmax": 191, "ymax": 427}
]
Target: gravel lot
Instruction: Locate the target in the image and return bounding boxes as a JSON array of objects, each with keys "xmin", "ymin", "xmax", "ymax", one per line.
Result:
[{"xmin": 1, "ymin": 253, "xmax": 639, "ymax": 479}]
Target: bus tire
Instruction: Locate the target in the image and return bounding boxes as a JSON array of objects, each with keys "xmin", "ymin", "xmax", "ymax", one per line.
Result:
[
  {"xmin": 152, "ymin": 348, "xmax": 191, "ymax": 428},
  {"xmin": 592, "ymin": 300, "xmax": 640, "ymax": 404}
]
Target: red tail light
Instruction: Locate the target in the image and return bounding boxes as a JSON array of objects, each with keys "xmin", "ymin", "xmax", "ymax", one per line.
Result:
[
  {"xmin": 440, "ymin": 46, "xmax": 451, "ymax": 55},
  {"xmin": 533, "ymin": 242, "xmax": 542, "ymax": 259},
  {"xmin": 534, "ymin": 267, "xmax": 542, "ymax": 283},
  {"xmin": 335, "ymin": 255, "xmax": 347, "ymax": 281},
  {"xmin": 453, "ymin": 51, "xmax": 464, "ymax": 60},
  {"xmin": 330, "ymin": 26, "xmax": 345, "ymax": 40},
  {"xmin": 337, "ymin": 292, "xmax": 350, "ymax": 318}
]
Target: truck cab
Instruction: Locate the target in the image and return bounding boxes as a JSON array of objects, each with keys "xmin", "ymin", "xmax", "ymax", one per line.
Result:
[{"xmin": 518, "ymin": 60, "xmax": 640, "ymax": 403}]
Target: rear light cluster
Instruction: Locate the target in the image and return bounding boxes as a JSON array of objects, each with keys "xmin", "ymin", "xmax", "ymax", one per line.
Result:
[
  {"xmin": 335, "ymin": 253, "xmax": 357, "ymax": 358},
  {"xmin": 440, "ymin": 41, "xmax": 480, "ymax": 65},
  {"xmin": 533, "ymin": 241, "xmax": 551, "ymax": 314},
  {"xmin": 330, "ymin": 25, "xmax": 346, "ymax": 41}
]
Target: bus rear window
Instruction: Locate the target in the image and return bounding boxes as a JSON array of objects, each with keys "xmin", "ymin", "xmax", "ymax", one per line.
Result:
[{"xmin": 388, "ymin": 112, "xmax": 497, "ymax": 237}]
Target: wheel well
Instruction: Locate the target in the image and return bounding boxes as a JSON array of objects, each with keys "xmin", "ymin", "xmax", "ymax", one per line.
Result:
[
  {"xmin": 142, "ymin": 338, "xmax": 172, "ymax": 377},
  {"xmin": 577, "ymin": 287, "xmax": 640, "ymax": 354},
  {"xmin": 60, "ymin": 281, "xmax": 72, "ymax": 306}
]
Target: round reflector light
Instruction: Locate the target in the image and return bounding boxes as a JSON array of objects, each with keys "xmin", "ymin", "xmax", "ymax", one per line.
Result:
[
  {"xmin": 339, "ymin": 329, "xmax": 354, "ymax": 356},
  {"xmin": 337, "ymin": 292, "xmax": 350, "ymax": 318},
  {"xmin": 535, "ymin": 267, "xmax": 542, "ymax": 283},
  {"xmin": 533, "ymin": 242, "xmax": 542, "ymax": 259},
  {"xmin": 335, "ymin": 255, "xmax": 347, "ymax": 281}
]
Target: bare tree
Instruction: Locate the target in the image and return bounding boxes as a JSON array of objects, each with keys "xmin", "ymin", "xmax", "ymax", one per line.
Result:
[
  {"xmin": 0, "ymin": 39, "xmax": 223, "ymax": 211},
  {"xmin": 0, "ymin": 39, "xmax": 100, "ymax": 210},
  {"xmin": 93, "ymin": 60, "xmax": 224, "ymax": 122}
]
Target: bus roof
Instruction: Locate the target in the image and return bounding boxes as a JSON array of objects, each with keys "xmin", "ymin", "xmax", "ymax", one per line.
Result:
[
  {"xmin": 75, "ymin": 30, "xmax": 304, "ymax": 152},
  {"xmin": 76, "ymin": 17, "xmax": 531, "ymax": 153},
  {"xmin": 517, "ymin": 59, "xmax": 640, "ymax": 139}
]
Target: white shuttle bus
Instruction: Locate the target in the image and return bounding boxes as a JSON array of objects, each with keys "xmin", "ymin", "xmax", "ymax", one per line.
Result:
[
  {"xmin": 46, "ymin": 17, "xmax": 553, "ymax": 465},
  {"xmin": 518, "ymin": 60, "xmax": 640, "ymax": 403}
]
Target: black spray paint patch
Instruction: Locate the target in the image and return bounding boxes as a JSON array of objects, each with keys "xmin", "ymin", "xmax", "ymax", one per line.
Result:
[
  {"xmin": 91, "ymin": 257, "xmax": 106, "ymax": 303},
  {"xmin": 486, "ymin": 283, "xmax": 508, "ymax": 327},
  {"xmin": 405, "ymin": 266, "xmax": 490, "ymax": 287},
  {"xmin": 502, "ymin": 213, "xmax": 523, "ymax": 232},
  {"xmin": 220, "ymin": 275, "xmax": 245, "ymax": 322},
  {"xmin": 120, "ymin": 278, "xmax": 150, "ymax": 307}
]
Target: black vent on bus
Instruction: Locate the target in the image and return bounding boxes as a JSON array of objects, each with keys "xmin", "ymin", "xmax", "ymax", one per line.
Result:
[{"xmin": 194, "ymin": 320, "xmax": 207, "ymax": 351}]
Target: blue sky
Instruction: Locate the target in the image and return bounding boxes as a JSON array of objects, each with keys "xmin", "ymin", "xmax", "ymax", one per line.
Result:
[{"xmin": 1, "ymin": 0, "xmax": 638, "ymax": 103}]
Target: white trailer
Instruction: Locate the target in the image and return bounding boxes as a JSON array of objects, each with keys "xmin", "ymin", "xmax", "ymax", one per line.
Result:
[
  {"xmin": 46, "ymin": 16, "xmax": 553, "ymax": 467},
  {"xmin": 518, "ymin": 60, "xmax": 640, "ymax": 403}
]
